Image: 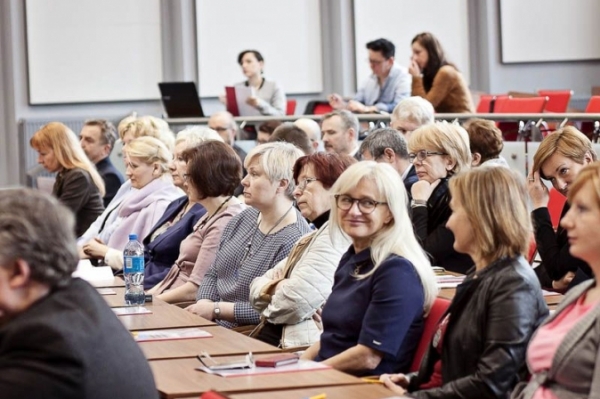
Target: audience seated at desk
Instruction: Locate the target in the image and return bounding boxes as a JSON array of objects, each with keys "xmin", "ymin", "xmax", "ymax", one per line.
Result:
[
  {"xmin": 382, "ymin": 166, "xmax": 548, "ymax": 399},
  {"xmin": 30, "ymin": 122, "xmax": 105, "ymax": 237},
  {"xmin": 256, "ymin": 120, "xmax": 283, "ymax": 145},
  {"xmin": 81, "ymin": 137, "xmax": 180, "ymax": 269},
  {"xmin": 249, "ymin": 152, "xmax": 355, "ymax": 348},
  {"xmin": 463, "ymin": 118, "xmax": 509, "ymax": 168},
  {"xmin": 409, "ymin": 32, "xmax": 474, "ymax": 113},
  {"xmin": 408, "ymin": 123, "xmax": 473, "ymax": 273},
  {"xmin": 142, "ymin": 127, "xmax": 225, "ymax": 289},
  {"xmin": 187, "ymin": 142, "xmax": 311, "ymax": 329},
  {"xmin": 293, "ymin": 118, "xmax": 322, "ymax": 152},
  {"xmin": 528, "ymin": 127, "xmax": 596, "ymax": 290},
  {"xmin": 79, "ymin": 119, "xmax": 125, "ymax": 207},
  {"xmin": 0, "ymin": 188, "xmax": 157, "ymax": 399},
  {"xmin": 514, "ymin": 162, "xmax": 600, "ymax": 399},
  {"xmin": 301, "ymin": 162, "xmax": 437, "ymax": 376},
  {"xmin": 329, "ymin": 38, "xmax": 411, "ymax": 114},
  {"xmin": 269, "ymin": 123, "xmax": 314, "ymax": 155},
  {"xmin": 389, "ymin": 96, "xmax": 435, "ymax": 140},
  {"xmin": 150, "ymin": 141, "xmax": 246, "ymax": 304}
]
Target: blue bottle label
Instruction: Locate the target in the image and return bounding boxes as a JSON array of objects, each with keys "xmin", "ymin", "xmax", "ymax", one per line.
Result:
[{"xmin": 124, "ymin": 256, "xmax": 144, "ymax": 273}]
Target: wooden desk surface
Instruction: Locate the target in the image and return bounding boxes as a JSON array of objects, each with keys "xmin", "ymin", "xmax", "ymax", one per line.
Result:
[
  {"xmin": 150, "ymin": 357, "xmax": 363, "ymax": 399},
  {"xmin": 89, "ymin": 276, "xmax": 125, "ymax": 288},
  {"xmin": 118, "ymin": 303, "xmax": 215, "ymax": 331},
  {"xmin": 228, "ymin": 383, "xmax": 395, "ymax": 399},
  {"xmin": 139, "ymin": 325, "xmax": 281, "ymax": 360}
]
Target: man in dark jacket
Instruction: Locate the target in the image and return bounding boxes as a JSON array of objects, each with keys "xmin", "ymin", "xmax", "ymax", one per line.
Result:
[
  {"xmin": 80, "ymin": 119, "xmax": 124, "ymax": 207},
  {"xmin": 0, "ymin": 188, "xmax": 158, "ymax": 399}
]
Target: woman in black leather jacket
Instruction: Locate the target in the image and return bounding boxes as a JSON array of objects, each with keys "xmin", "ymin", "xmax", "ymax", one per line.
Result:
[
  {"xmin": 407, "ymin": 122, "xmax": 473, "ymax": 273},
  {"xmin": 381, "ymin": 166, "xmax": 549, "ymax": 398}
]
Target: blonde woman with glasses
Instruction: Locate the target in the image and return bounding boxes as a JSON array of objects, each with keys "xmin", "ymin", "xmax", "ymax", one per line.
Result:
[{"xmin": 301, "ymin": 161, "xmax": 437, "ymax": 376}]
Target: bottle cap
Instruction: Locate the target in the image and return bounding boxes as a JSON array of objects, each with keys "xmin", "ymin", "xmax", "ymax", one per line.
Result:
[{"xmin": 128, "ymin": 234, "xmax": 138, "ymax": 240}]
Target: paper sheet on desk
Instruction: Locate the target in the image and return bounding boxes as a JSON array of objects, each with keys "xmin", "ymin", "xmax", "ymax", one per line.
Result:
[
  {"xmin": 73, "ymin": 261, "xmax": 115, "ymax": 284},
  {"xmin": 225, "ymin": 86, "xmax": 262, "ymax": 116},
  {"xmin": 113, "ymin": 307, "xmax": 152, "ymax": 316},
  {"xmin": 436, "ymin": 275, "xmax": 465, "ymax": 288},
  {"xmin": 133, "ymin": 327, "xmax": 212, "ymax": 342},
  {"xmin": 196, "ymin": 360, "xmax": 330, "ymax": 378}
]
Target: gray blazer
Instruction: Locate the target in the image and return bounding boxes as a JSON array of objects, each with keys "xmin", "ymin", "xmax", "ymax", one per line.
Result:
[{"xmin": 512, "ymin": 279, "xmax": 600, "ymax": 399}]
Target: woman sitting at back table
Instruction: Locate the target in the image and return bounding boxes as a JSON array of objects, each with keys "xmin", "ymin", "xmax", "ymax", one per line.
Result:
[
  {"xmin": 513, "ymin": 162, "xmax": 600, "ymax": 399},
  {"xmin": 301, "ymin": 162, "xmax": 437, "ymax": 376},
  {"xmin": 528, "ymin": 126, "xmax": 596, "ymax": 290},
  {"xmin": 249, "ymin": 152, "xmax": 355, "ymax": 348},
  {"xmin": 409, "ymin": 32, "xmax": 474, "ymax": 113},
  {"xmin": 142, "ymin": 127, "xmax": 223, "ymax": 289},
  {"xmin": 149, "ymin": 140, "xmax": 246, "ymax": 303},
  {"xmin": 30, "ymin": 122, "xmax": 105, "ymax": 237},
  {"xmin": 408, "ymin": 122, "xmax": 473, "ymax": 273},
  {"xmin": 382, "ymin": 166, "xmax": 548, "ymax": 398},
  {"xmin": 186, "ymin": 142, "xmax": 311, "ymax": 328},
  {"xmin": 82, "ymin": 137, "xmax": 180, "ymax": 268},
  {"xmin": 229, "ymin": 50, "xmax": 286, "ymax": 116}
]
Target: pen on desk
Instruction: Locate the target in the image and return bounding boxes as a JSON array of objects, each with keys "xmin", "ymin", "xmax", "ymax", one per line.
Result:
[
  {"xmin": 303, "ymin": 394, "xmax": 326, "ymax": 399},
  {"xmin": 361, "ymin": 376, "xmax": 384, "ymax": 384}
]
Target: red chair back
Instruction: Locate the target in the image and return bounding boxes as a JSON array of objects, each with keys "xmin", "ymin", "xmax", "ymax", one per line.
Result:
[
  {"xmin": 494, "ymin": 96, "xmax": 548, "ymax": 113},
  {"xmin": 476, "ymin": 95, "xmax": 495, "ymax": 113},
  {"xmin": 585, "ymin": 96, "xmax": 600, "ymax": 113},
  {"xmin": 537, "ymin": 90, "xmax": 573, "ymax": 113},
  {"xmin": 527, "ymin": 234, "xmax": 537, "ymax": 264},
  {"xmin": 286, "ymin": 99, "xmax": 297, "ymax": 115},
  {"xmin": 548, "ymin": 187, "xmax": 566, "ymax": 229},
  {"xmin": 313, "ymin": 103, "xmax": 333, "ymax": 115},
  {"xmin": 410, "ymin": 297, "xmax": 451, "ymax": 372}
]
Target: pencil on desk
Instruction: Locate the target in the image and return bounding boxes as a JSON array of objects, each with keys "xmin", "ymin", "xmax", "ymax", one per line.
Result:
[
  {"xmin": 304, "ymin": 394, "xmax": 326, "ymax": 399},
  {"xmin": 361, "ymin": 376, "xmax": 385, "ymax": 384}
]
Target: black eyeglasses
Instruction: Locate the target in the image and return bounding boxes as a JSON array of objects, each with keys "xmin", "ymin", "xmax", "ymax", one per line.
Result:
[
  {"xmin": 408, "ymin": 150, "xmax": 447, "ymax": 163},
  {"xmin": 334, "ymin": 194, "xmax": 387, "ymax": 214},
  {"xmin": 296, "ymin": 177, "xmax": 318, "ymax": 191}
]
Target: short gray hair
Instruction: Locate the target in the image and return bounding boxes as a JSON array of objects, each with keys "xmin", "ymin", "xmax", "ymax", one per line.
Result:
[
  {"xmin": 391, "ymin": 96, "xmax": 435, "ymax": 127},
  {"xmin": 360, "ymin": 128, "xmax": 409, "ymax": 160},
  {"xmin": 0, "ymin": 188, "xmax": 78, "ymax": 288},
  {"xmin": 175, "ymin": 126, "xmax": 223, "ymax": 148},
  {"xmin": 245, "ymin": 142, "xmax": 305, "ymax": 199},
  {"xmin": 323, "ymin": 110, "xmax": 360, "ymax": 140}
]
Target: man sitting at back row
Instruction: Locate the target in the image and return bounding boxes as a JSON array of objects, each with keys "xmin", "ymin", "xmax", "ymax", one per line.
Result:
[
  {"xmin": 0, "ymin": 188, "xmax": 158, "ymax": 399},
  {"xmin": 328, "ymin": 38, "xmax": 411, "ymax": 114}
]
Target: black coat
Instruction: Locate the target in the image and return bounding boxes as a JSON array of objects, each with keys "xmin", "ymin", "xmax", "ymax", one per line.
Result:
[
  {"xmin": 96, "ymin": 157, "xmax": 124, "ymax": 208},
  {"xmin": 0, "ymin": 279, "xmax": 158, "ymax": 399},
  {"xmin": 411, "ymin": 178, "xmax": 473, "ymax": 273},
  {"xmin": 409, "ymin": 257, "xmax": 549, "ymax": 399}
]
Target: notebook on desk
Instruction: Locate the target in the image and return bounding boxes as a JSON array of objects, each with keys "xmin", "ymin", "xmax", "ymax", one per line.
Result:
[{"xmin": 158, "ymin": 82, "xmax": 205, "ymax": 118}]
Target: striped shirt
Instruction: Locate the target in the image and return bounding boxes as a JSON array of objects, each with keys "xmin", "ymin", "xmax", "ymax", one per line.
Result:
[{"xmin": 197, "ymin": 207, "xmax": 311, "ymax": 328}]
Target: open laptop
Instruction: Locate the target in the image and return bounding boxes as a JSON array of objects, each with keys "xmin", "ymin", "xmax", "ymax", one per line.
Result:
[{"xmin": 158, "ymin": 82, "xmax": 204, "ymax": 118}]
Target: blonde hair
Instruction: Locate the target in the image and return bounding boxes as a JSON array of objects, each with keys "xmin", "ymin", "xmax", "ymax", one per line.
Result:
[
  {"xmin": 450, "ymin": 166, "xmax": 531, "ymax": 263},
  {"xmin": 118, "ymin": 115, "xmax": 175, "ymax": 151},
  {"xmin": 408, "ymin": 122, "xmax": 472, "ymax": 176},
  {"xmin": 175, "ymin": 126, "xmax": 223, "ymax": 148},
  {"xmin": 245, "ymin": 142, "xmax": 304, "ymax": 199},
  {"xmin": 30, "ymin": 122, "xmax": 105, "ymax": 196},
  {"xmin": 329, "ymin": 161, "xmax": 437, "ymax": 314},
  {"xmin": 532, "ymin": 126, "xmax": 597, "ymax": 178},
  {"xmin": 568, "ymin": 162, "xmax": 600, "ymax": 209},
  {"xmin": 124, "ymin": 136, "xmax": 172, "ymax": 177}
]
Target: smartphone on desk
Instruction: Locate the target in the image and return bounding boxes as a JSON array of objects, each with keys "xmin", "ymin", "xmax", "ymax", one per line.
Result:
[{"xmin": 254, "ymin": 353, "xmax": 299, "ymax": 368}]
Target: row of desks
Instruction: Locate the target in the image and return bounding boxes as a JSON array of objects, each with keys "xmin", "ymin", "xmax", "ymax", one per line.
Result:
[{"xmin": 96, "ymin": 278, "xmax": 397, "ymax": 399}]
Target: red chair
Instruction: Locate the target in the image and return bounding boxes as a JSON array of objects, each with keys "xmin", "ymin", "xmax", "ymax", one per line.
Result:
[
  {"xmin": 538, "ymin": 90, "xmax": 573, "ymax": 113},
  {"xmin": 286, "ymin": 99, "xmax": 297, "ymax": 115},
  {"xmin": 303, "ymin": 100, "xmax": 333, "ymax": 115},
  {"xmin": 476, "ymin": 95, "xmax": 495, "ymax": 113},
  {"xmin": 495, "ymin": 96, "xmax": 548, "ymax": 141},
  {"xmin": 410, "ymin": 297, "xmax": 451, "ymax": 372},
  {"xmin": 527, "ymin": 234, "xmax": 537, "ymax": 264},
  {"xmin": 580, "ymin": 96, "xmax": 600, "ymax": 139},
  {"xmin": 548, "ymin": 187, "xmax": 566, "ymax": 230}
]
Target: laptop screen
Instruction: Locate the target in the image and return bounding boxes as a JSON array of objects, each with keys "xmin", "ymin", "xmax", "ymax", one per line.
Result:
[{"xmin": 158, "ymin": 82, "xmax": 204, "ymax": 118}]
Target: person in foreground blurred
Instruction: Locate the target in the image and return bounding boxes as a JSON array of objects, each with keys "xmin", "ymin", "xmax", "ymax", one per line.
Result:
[
  {"xmin": 408, "ymin": 122, "xmax": 473, "ymax": 273},
  {"xmin": 30, "ymin": 122, "xmax": 105, "ymax": 237},
  {"xmin": 382, "ymin": 166, "xmax": 548, "ymax": 398},
  {"xmin": 249, "ymin": 153, "xmax": 355, "ymax": 348},
  {"xmin": 301, "ymin": 162, "xmax": 437, "ymax": 376},
  {"xmin": 528, "ymin": 126, "xmax": 596, "ymax": 290},
  {"xmin": 0, "ymin": 188, "xmax": 157, "ymax": 399},
  {"xmin": 512, "ymin": 162, "xmax": 600, "ymax": 399},
  {"xmin": 149, "ymin": 141, "xmax": 246, "ymax": 303},
  {"xmin": 186, "ymin": 142, "xmax": 311, "ymax": 329}
]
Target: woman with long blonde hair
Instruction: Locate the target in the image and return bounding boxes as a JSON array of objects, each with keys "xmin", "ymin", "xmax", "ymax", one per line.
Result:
[{"xmin": 30, "ymin": 122, "xmax": 105, "ymax": 236}]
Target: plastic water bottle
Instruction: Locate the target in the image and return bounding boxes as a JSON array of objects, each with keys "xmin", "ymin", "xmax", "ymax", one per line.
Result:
[{"xmin": 123, "ymin": 233, "xmax": 145, "ymax": 306}]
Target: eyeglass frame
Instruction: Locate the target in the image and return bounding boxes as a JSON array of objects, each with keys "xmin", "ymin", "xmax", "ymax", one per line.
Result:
[
  {"xmin": 296, "ymin": 177, "xmax": 318, "ymax": 192},
  {"xmin": 408, "ymin": 150, "xmax": 448, "ymax": 163},
  {"xmin": 334, "ymin": 194, "xmax": 388, "ymax": 214}
]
